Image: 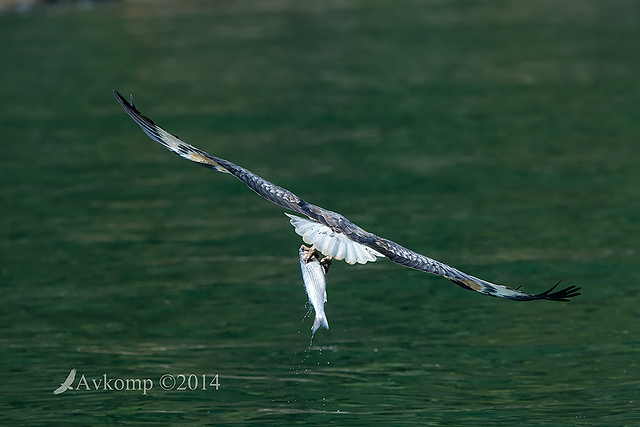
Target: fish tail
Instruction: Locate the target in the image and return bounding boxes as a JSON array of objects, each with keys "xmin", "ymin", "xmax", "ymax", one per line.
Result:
[{"xmin": 312, "ymin": 314, "xmax": 329, "ymax": 333}]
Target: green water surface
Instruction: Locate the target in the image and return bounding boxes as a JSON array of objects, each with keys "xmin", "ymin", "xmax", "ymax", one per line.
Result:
[{"xmin": 1, "ymin": 0, "xmax": 639, "ymax": 425}]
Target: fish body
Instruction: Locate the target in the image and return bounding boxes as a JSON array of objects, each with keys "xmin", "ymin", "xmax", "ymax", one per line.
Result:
[{"xmin": 298, "ymin": 246, "xmax": 329, "ymax": 334}]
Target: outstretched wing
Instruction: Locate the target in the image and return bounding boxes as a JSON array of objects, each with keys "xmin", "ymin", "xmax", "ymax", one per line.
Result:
[{"xmin": 113, "ymin": 89, "xmax": 581, "ymax": 302}]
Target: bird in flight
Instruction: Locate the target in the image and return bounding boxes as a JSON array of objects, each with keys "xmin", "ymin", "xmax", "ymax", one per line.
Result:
[
  {"xmin": 113, "ymin": 89, "xmax": 580, "ymax": 302},
  {"xmin": 53, "ymin": 369, "xmax": 76, "ymax": 395}
]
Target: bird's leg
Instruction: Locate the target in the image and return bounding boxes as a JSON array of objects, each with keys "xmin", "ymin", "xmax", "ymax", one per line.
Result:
[
  {"xmin": 320, "ymin": 256, "xmax": 332, "ymax": 274},
  {"xmin": 300, "ymin": 244, "xmax": 328, "ymax": 270},
  {"xmin": 300, "ymin": 245, "xmax": 320, "ymax": 262}
]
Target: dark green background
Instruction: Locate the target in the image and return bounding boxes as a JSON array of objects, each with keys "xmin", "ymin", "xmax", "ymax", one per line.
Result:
[{"xmin": 1, "ymin": 0, "xmax": 638, "ymax": 424}]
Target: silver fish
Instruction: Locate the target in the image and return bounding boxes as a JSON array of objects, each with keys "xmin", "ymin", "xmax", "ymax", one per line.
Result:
[{"xmin": 298, "ymin": 245, "xmax": 330, "ymax": 334}]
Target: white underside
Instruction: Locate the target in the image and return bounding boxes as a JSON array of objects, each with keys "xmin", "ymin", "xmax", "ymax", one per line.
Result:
[{"xmin": 286, "ymin": 213, "xmax": 384, "ymax": 265}]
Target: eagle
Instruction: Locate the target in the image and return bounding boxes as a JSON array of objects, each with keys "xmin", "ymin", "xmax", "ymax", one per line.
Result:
[{"xmin": 113, "ymin": 90, "xmax": 580, "ymax": 302}]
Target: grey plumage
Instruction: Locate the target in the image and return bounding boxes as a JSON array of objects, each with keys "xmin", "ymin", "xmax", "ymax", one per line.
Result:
[{"xmin": 113, "ymin": 89, "xmax": 581, "ymax": 302}]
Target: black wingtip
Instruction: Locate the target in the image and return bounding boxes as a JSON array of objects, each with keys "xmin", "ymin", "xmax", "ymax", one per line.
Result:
[
  {"xmin": 534, "ymin": 281, "xmax": 582, "ymax": 302},
  {"xmin": 113, "ymin": 89, "xmax": 151, "ymax": 124},
  {"xmin": 113, "ymin": 89, "xmax": 133, "ymax": 108}
]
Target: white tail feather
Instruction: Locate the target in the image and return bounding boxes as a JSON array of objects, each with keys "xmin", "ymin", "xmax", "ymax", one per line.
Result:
[{"xmin": 286, "ymin": 213, "xmax": 384, "ymax": 265}]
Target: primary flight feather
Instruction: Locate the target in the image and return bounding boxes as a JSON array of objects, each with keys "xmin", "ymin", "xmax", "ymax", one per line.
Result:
[{"xmin": 113, "ymin": 89, "xmax": 580, "ymax": 302}]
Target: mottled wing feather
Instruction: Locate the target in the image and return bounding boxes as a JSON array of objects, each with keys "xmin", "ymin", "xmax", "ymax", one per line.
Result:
[
  {"xmin": 369, "ymin": 236, "xmax": 580, "ymax": 301},
  {"xmin": 113, "ymin": 90, "xmax": 309, "ymax": 217},
  {"xmin": 297, "ymin": 207, "xmax": 581, "ymax": 301},
  {"xmin": 113, "ymin": 89, "xmax": 581, "ymax": 302}
]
